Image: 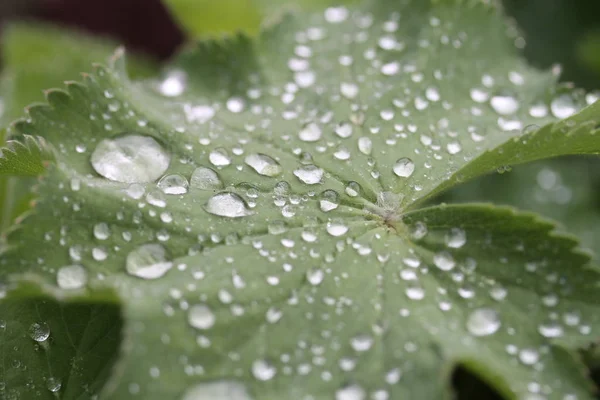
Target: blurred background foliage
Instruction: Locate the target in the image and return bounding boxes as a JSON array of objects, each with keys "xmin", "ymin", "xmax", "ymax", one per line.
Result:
[{"xmin": 0, "ymin": 0, "xmax": 599, "ymax": 398}]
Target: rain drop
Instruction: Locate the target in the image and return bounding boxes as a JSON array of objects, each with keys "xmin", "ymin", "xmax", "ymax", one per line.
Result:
[
  {"xmin": 126, "ymin": 243, "xmax": 173, "ymax": 279},
  {"xmin": 204, "ymin": 192, "xmax": 253, "ymax": 218}
]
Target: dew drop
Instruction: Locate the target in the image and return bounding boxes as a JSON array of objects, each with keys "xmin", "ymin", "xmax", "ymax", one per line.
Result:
[
  {"xmin": 188, "ymin": 304, "xmax": 216, "ymax": 330},
  {"xmin": 244, "ymin": 153, "xmax": 282, "ymax": 177},
  {"xmin": 335, "ymin": 122, "xmax": 353, "ymax": 138},
  {"xmin": 252, "ymin": 359, "xmax": 276, "ymax": 381},
  {"xmin": 393, "ymin": 158, "xmax": 415, "ymax": 178},
  {"xmin": 159, "ymin": 70, "xmax": 186, "ymax": 97},
  {"xmin": 445, "ymin": 228, "xmax": 466, "ymax": 248},
  {"xmin": 209, "ymin": 148, "xmax": 232, "ymax": 167},
  {"xmin": 326, "ymin": 220, "xmax": 348, "ymax": 236},
  {"xmin": 126, "ymin": 243, "xmax": 173, "ymax": 279},
  {"xmin": 91, "ymin": 134, "xmax": 170, "ymax": 183},
  {"xmin": 519, "ymin": 348, "xmax": 539, "ymax": 365},
  {"xmin": 350, "ymin": 335, "xmax": 373, "ymax": 352},
  {"xmin": 299, "ymin": 122, "xmax": 322, "ymax": 142},
  {"xmin": 336, "ymin": 384, "xmax": 366, "ymax": 400},
  {"xmin": 306, "ymin": 268, "xmax": 325, "ymax": 286},
  {"xmin": 93, "ymin": 222, "xmax": 111, "ymax": 240},
  {"xmin": 320, "ymin": 190, "xmax": 340, "ymax": 212},
  {"xmin": 158, "ymin": 174, "xmax": 189, "ymax": 195},
  {"xmin": 550, "ymin": 94, "xmax": 578, "ymax": 118},
  {"xmin": 490, "ymin": 94, "xmax": 519, "ymax": 115},
  {"xmin": 46, "ymin": 377, "xmax": 62, "ymax": 393},
  {"xmin": 181, "ymin": 381, "xmax": 252, "ymax": 400},
  {"xmin": 204, "ymin": 192, "xmax": 253, "ymax": 218},
  {"xmin": 466, "ymin": 308, "xmax": 501, "ymax": 336},
  {"xmin": 293, "ymin": 165, "xmax": 324, "ymax": 185},
  {"xmin": 28, "ymin": 322, "xmax": 50, "ymax": 342},
  {"xmin": 57, "ymin": 265, "xmax": 88, "ymax": 289},
  {"xmin": 190, "ymin": 167, "xmax": 223, "ymax": 190},
  {"xmin": 433, "ymin": 251, "xmax": 456, "ymax": 271}
]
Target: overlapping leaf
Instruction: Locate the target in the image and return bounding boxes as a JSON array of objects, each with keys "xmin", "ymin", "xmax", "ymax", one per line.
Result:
[{"xmin": 1, "ymin": 0, "xmax": 600, "ymax": 399}]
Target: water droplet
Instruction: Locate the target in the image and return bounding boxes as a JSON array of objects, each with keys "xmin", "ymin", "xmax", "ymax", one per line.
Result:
[
  {"xmin": 324, "ymin": 6, "xmax": 348, "ymax": 23},
  {"xmin": 209, "ymin": 148, "xmax": 232, "ymax": 167},
  {"xmin": 299, "ymin": 122, "xmax": 322, "ymax": 142},
  {"xmin": 550, "ymin": 94, "xmax": 578, "ymax": 118},
  {"xmin": 28, "ymin": 322, "xmax": 50, "ymax": 342},
  {"xmin": 46, "ymin": 377, "xmax": 62, "ymax": 393},
  {"xmin": 410, "ymin": 222, "xmax": 428, "ymax": 240},
  {"xmin": 538, "ymin": 321, "xmax": 564, "ymax": 338},
  {"xmin": 293, "ymin": 165, "xmax": 323, "ymax": 184},
  {"xmin": 252, "ymin": 359, "xmax": 276, "ymax": 381},
  {"xmin": 91, "ymin": 134, "xmax": 170, "ymax": 183},
  {"xmin": 244, "ymin": 153, "xmax": 282, "ymax": 177},
  {"xmin": 188, "ymin": 304, "xmax": 216, "ymax": 330},
  {"xmin": 307, "ymin": 268, "xmax": 324, "ymax": 286},
  {"xmin": 226, "ymin": 97, "xmax": 245, "ymax": 113},
  {"xmin": 181, "ymin": 381, "xmax": 252, "ymax": 400},
  {"xmin": 158, "ymin": 174, "xmax": 189, "ymax": 195},
  {"xmin": 57, "ymin": 265, "xmax": 88, "ymax": 289},
  {"xmin": 190, "ymin": 167, "xmax": 223, "ymax": 190},
  {"xmin": 159, "ymin": 70, "xmax": 186, "ymax": 97},
  {"xmin": 350, "ymin": 334, "xmax": 373, "ymax": 352},
  {"xmin": 393, "ymin": 158, "xmax": 415, "ymax": 178},
  {"xmin": 340, "ymin": 82, "xmax": 359, "ymax": 99},
  {"xmin": 490, "ymin": 94, "xmax": 519, "ymax": 115},
  {"xmin": 445, "ymin": 228, "xmax": 466, "ymax": 248},
  {"xmin": 433, "ymin": 251, "xmax": 456, "ymax": 271},
  {"xmin": 466, "ymin": 308, "xmax": 501, "ymax": 336},
  {"xmin": 335, "ymin": 122, "xmax": 353, "ymax": 138},
  {"xmin": 320, "ymin": 190, "xmax": 340, "ymax": 212},
  {"xmin": 336, "ymin": 384, "xmax": 366, "ymax": 400},
  {"xmin": 358, "ymin": 137, "xmax": 372, "ymax": 155},
  {"xmin": 126, "ymin": 243, "xmax": 173, "ymax": 279},
  {"xmin": 518, "ymin": 348, "xmax": 539, "ymax": 365},
  {"xmin": 93, "ymin": 222, "xmax": 110, "ymax": 240},
  {"xmin": 326, "ymin": 220, "xmax": 348, "ymax": 236},
  {"xmin": 204, "ymin": 192, "xmax": 253, "ymax": 218}
]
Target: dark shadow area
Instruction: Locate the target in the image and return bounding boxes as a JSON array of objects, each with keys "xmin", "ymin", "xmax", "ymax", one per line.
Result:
[{"xmin": 452, "ymin": 365, "xmax": 504, "ymax": 400}]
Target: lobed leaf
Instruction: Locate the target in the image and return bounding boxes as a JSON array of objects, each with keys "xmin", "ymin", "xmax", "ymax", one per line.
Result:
[{"xmin": 0, "ymin": 0, "xmax": 599, "ymax": 399}]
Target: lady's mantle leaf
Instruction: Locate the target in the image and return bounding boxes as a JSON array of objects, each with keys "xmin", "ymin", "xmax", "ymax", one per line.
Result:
[{"xmin": 1, "ymin": 0, "xmax": 600, "ymax": 399}]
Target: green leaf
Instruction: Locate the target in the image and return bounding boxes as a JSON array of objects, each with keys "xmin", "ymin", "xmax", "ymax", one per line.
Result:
[
  {"xmin": 0, "ymin": 135, "xmax": 52, "ymax": 175},
  {"xmin": 0, "ymin": 23, "xmax": 157, "ymax": 234},
  {"xmin": 1, "ymin": 1, "xmax": 600, "ymax": 399},
  {"xmin": 163, "ymin": 0, "xmax": 357, "ymax": 37}
]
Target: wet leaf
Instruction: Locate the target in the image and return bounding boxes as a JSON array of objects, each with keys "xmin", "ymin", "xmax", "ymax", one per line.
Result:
[{"xmin": 1, "ymin": 1, "xmax": 600, "ymax": 399}]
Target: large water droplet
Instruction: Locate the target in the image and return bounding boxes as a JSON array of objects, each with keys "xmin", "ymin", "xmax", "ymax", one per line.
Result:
[
  {"xmin": 393, "ymin": 158, "xmax": 415, "ymax": 178},
  {"xmin": 190, "ymin": 167, "xmax": 223, "ymax": 190},
  {"xmin": 335, "ymin": 122, "xmax": 353, "ymax": 138},
  {"xmin": 159, "ymin": 69, "xmax": 186, "ymax": 97},
  {"xmin": 550, "ymin": 94, "xmax": 578, "ymax": 118},
  {"xmin": 188, "ymin": 304, "xmax": 216, "ymax": 330},
  {"xmin": 158, "ymin": 174, "xmax": 189, "ymax": 195},
  {"xmin": 57, "ymin": 265, "xmax": 88, "ymax": 289},
  {"xmin": 91, "ymin": 134, "xmax": 170, "ymax": 183},
  {"xmin": 181, "ymin": 381, "xmax": 253, "ymax": 400},
  {"xmin": 466, "ymin": 308, "xmax": 501, "ymax": 336},
  {"xmin": 433, "ymin": 251, "xmax": 456, "ymax": 271},
  {"xmin": 490, "ymin": 94, "xmax": 519, "ymax": 115},
  {"xmin": 204, "ymin": 192, "xmax": 253, "ymax": 218},
  {"xmin": 445, "ymin": 228, "xmax": 466, "ymax": 248},
  {"xmin": 126, "ymin": 243, "xmax": 173, "ymax": 279},
  {"xmin": 245, "ymin": 153, "xmax": 282, "ymax": 177},
  {"xmin": 293, "ymin": 165, "xmax": 324, "ymax": 185}
]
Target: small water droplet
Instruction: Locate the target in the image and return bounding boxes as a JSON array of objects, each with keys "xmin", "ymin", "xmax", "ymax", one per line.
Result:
[
  {"xmin": 350, "ymin": 335, "xmax": 373, "ymax": 352},
  {"xmin": 307, "ymin": 268, "xmax": 324, "ymax": 286},
  {"xmin": 335, "ymin": 122, "xmax": 353, "ymax": 138},
  {"xmin": 433, "ymin": 251, "xmax": 456, "ymax": 271},
  {"xmin": 244, "ymin": 153, "xmax": 282, "ymax": 177},
  {"xmin": 320, "ymin": 190, "xmax": 340, "ymax": 212},
  {"xmin": 445, "ymin": 228, "xmax": 466, "ymax": 248},
  {"xmin": 158, "ymin": 174, "xmax": 189, "ymax": 195},
  {"xmin": 299, "ymin": 122, "xmax": 322, "ymax": 142},
  {"xmin": 490, "ymin": 94, "xmax": 519, "ymax": 115},
  {"xmin": 393, "ymin": 158, "xmax": 415, "ymax": 178},
  {"xmin": 326, "ymin": 220, "xmax": 348, "ymax": 236},
  {"xmin": 550, "ymin": 94, "xmax": 578, "ymax": 118},
  {"xmin": 46, "ymin": 377, "xmax": 62, "ymax": 393},
  {"xmin": 181, "ymin": 381, "xmax": 252, "ymax": 400},
  {"xmin": 358, "ymin": 137, "xmax": 372, "ymax": 155},
  {"xmin": 252, "ymin": 359, "xmax": 276, "ymax": 381},
  {"xmin": 466, "ymin": 308, "xmax": 501, "ymax": 336},
  {"xmin": 126, "ymin": 243, "xmax": 173, "ymax": 279},
  {"xmin": 57, "ymin": 265, "xmax": 88, "ymax": 289},
  {"xmin": 28, "ymin": 322, "xmax": 50, "ymax": 342},
  {"xmin": 190, "ymin": 167, "xmax": 223, "ymax": 190},
  {"xmin": 91, "ymin": 134, "xmax": 170, "ymax": 183},
  {"xmin": 204, "ymin": 192, "xmax": 253, "ymax": 218},
  {"xmin": 293, "ymin": 165, "xmax": 324, "ymax": 185},
  {"xmin": 336, "ymin": 384, "xmax": 366, "ymax": 400},
  {"xmin": 209, "ymin": 148, "xmax": 232, "ymax": 167},
  {"xmin": 188, "ymin": 304, "xmax": 216, "ymax": 330}
]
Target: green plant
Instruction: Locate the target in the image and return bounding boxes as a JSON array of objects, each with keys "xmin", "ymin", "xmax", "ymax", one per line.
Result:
[{"xmin": 1, "ymin": 0, "xmax": 600, "ymax": 399}]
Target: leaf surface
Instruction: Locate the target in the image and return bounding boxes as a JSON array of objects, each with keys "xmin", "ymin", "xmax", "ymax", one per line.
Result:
[{"xmin": 1, "ymin": 1, "xmax": 600, "ymax": 399}]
